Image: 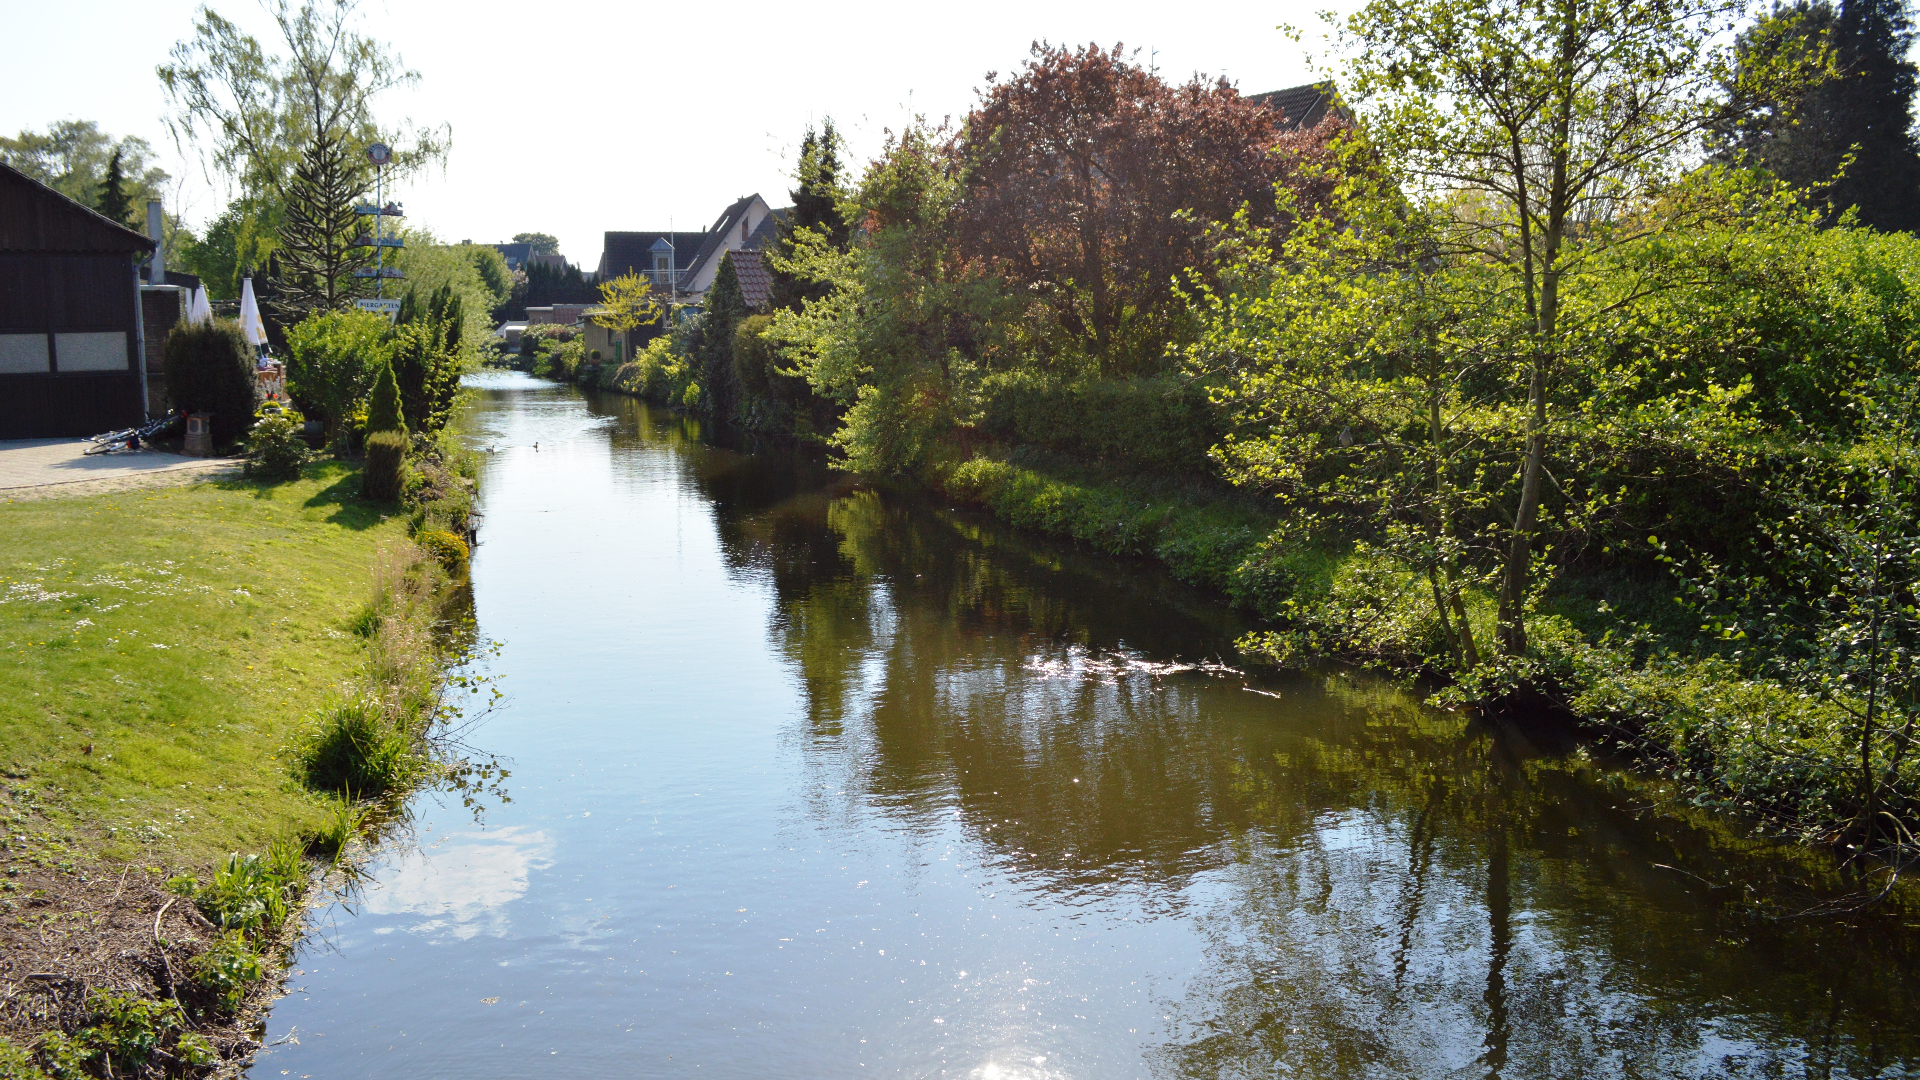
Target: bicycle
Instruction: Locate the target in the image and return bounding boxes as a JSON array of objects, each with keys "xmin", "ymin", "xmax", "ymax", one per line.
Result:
[{"xmin": 83, "ymin": 412, "xmax": 183, "ymax": 455}]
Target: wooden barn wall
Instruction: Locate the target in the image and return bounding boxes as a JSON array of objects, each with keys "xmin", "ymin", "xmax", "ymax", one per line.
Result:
[{"xmin": 0, "ymin": 252, "xmax": 144, "ymax": 438}]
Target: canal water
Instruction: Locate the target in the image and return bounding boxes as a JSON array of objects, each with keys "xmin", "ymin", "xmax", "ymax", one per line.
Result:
[{"xmin": 254, "ymin": 373, "xmax": 1920, "ymax": 1079}]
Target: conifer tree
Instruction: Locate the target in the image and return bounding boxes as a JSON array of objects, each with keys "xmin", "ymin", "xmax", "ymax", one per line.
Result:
[
  {"xmin": 771, "ymin": 120, "xmax": 851, "ymax": 310},
  {"xmin": 1721, "ymin": 0, "xmax": 1920, "ymax": 231},
  {"xmin": 273, "ymin": 128, "xmax": 373, "ymax": 324},
  {"xmin": 698, "ymin": 254, "xmax": 749, "ymax": 415},
  {"xmin": 365, "ymin": 359, "xmax": 406, "ymax": 433},
  {"xmin": 95, "ymin": 148, "xmax": 135, "ymax": 227}
]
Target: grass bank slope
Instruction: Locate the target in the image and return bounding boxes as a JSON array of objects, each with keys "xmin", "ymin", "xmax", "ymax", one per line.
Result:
[{"xmin": 0, "ymin": 463, "xmax": 407, "ymax": 868}]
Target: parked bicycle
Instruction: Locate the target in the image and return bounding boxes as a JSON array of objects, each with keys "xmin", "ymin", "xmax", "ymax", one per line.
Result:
[{"xmin": 83, "ymin": 412, "xmax": 183, "ymax": 455}]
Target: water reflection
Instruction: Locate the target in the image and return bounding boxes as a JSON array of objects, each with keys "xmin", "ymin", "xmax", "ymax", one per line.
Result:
[
  {"xmin": 359, "ymin": 825, "xmax": 553, "ymax": 940},
  {"xmin": 586, "ymin": 392, "xmax": 1920, "ymax": 1077}
]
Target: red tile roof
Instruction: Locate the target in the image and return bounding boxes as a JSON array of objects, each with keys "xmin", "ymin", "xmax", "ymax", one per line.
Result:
[{"xmin": 729, "ymin": 249, "xmax": 774, "ymax": 312}]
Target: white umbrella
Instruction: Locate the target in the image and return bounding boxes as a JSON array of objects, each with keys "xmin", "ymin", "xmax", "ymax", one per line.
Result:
[
  {"xmin": 188, "ymin": 285, "xmax": 212, "ymax": 326},
  {"xmin": 237, "ymin": 278, "xmax": 267, "ymax": 348}
]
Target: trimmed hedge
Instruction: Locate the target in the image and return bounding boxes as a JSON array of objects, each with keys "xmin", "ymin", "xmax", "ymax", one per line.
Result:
[
  {"xmin": 161, "ymin": 318, "xmax": 259, "ymax": 444},
  {"xmin": 362, "ymin": 430, "xmax": 409, "ymax": 502}
]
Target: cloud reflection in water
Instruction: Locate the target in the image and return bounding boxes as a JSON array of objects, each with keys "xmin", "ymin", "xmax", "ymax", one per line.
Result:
[{"xmin": 360, "ymin": 826, "xmax": 553, "ymax": 940}]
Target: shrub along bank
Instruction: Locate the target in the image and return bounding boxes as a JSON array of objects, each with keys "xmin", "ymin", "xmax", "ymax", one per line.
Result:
[{"xmin": 0, "ymin": 454, "xmax": 486, "ymax": 1077}]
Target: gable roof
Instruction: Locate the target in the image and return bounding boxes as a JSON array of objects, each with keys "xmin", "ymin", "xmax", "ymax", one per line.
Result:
[
  {"xmin": 746, "ymin": 208, "xmax": 786, "ymax": 250},
  {"xmin": 1246, "ymin": 81, "xmax": 1344, "ymax": 132},
  {"xmin": 0, "ymin": 161, "xmax": 157, "ymax": 254},
  {"xmin": 677, "ymin": 195, "xmax": 759, "ymax": 289},
  {"xmin": 728, "ymin": 249, "xmax": 774, "ymax": 312},
  {"xmin": 492, "ymin": 242, "xmax": 533, "ymax": 269},
  {"xmin": 598, "ymin": 230, "xmax": 709, "ymax": 282}
]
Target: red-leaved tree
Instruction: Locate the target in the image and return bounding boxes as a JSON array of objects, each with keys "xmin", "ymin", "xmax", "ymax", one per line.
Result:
[{"xmin": 950, "ymin": 42, "xmax": 1313, "ymax": 374}]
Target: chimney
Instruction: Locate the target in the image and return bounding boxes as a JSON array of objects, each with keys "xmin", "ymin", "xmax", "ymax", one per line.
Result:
[{"xmin": 146, "ymin": 200, "xmax": 165, "ymax": 286}]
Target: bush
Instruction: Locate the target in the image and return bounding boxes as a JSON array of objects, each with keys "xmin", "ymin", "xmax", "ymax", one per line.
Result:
[
  {"xmin": 188, "ymin": 931, "xmax": 265, "ymax": 1015},
  {"xmin": 36, "ymin": 991, "xmax": 192, "ymax": 1079},
  {"xmin": 413, "ymin": 528, "xmax": 469, "ymax": 571},
  {"xmin": 285, "ymin": 309, "xmax": 391, "ymax": 437},
  {"xmin": 160, "ymin": 317, "xmax": 259, "ymax": 444},
  {"xmin": 299, "ymin": 697, "xmax": 419, "ymax": 797},
  {"xmin": 304, "ymin": 799, "xmax": 368, "ymax": 862},
  {"xmin": 977, "ymin": 371, "xmax": 1221, "ymax": 473},
  {"xmin": 191, "ymin": 848, "xmax": 301, "ymax": 935},
  {"xmin": 363, "ymin": 430, "xmax": 409, "ymax": 501},
  {"xmin": 242, "ymin": 400, "xmax": 312, "ymax": 481}
]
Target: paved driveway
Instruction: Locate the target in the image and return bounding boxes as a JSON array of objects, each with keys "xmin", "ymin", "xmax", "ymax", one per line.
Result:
[{"xmin": 0, "ymin": 438, "xmax": 237, "ymax": 499}]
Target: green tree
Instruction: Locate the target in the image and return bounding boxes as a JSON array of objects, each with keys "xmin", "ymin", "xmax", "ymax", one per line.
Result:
[
  {"xmin": 389, "ymin": 283, "xmax": 463, "ymax": 433},
  {"xmin": 696, "ymin": 254, "xmax": 749, "ymax": 415},
  {"xmin": 95, "ymin": 148, "xmax": 135, "ymax": 227},
  {"xmin": 511, "ymin": 232, "xmax": 559, "ymax": 254},
  {"xmin": 158, "ymin": 0, "xmax": 448, "ymax": 209},
  {"xmin": 1717, "ymin": 0, "xmax": 1920, "ymax": 231},
  {"xmin": 271, "ymin": 128, "xmax": 372, "ymax": 322},
  {"xmin": 1318, "ymin": 0, "xmax": 1827, "ymax": 658},
  {"xmin": 0, "ymin": 121, "xmax": 170, "ymax": 212},
  {"xmin": 770, "ymin": 120, "xmax": 850, "ymax": 311}
]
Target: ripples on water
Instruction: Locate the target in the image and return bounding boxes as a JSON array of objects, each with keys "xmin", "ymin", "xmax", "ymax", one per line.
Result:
[{"xmin": 253, "ymin": 373, "xmax": 1920, "ymax": 1079}]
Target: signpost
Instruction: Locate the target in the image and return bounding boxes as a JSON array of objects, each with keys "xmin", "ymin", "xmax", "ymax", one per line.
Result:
[{"xmin": 356, "ymin": 142, "xmax": 403, "ymax": 298}]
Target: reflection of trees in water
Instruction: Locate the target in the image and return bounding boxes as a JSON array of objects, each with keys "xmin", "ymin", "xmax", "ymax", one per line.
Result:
[
  {"xmin": 605, "ymin": 391, "xmax": 1920, "ymax": 1076},
  {"xmin": 1154, "ymin": 686, "xmax": 1920, "ymax": 1079}
]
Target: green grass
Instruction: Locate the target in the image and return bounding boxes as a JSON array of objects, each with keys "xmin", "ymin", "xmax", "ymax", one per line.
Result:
[{"xmin": 0, "ymin": 462, "xmax": 407, "ymax": 867}]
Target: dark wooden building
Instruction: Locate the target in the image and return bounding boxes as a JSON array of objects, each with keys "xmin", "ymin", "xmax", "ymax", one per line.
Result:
[{"xmin": 1, "ymin": 161, "xmax": 155, "ymax": 439}]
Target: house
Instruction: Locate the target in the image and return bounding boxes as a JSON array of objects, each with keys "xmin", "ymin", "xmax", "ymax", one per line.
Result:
[
  {"xmin": 1247, "ymin": 81, "xmax": 1347, "ymax": 132},
  {"xmin": 492, "ymin": 242, "xmax": 533, "ymax": 271},
  {"xmin": 674, "ymin": 194, "xmax": 784, "ymax": 301},
  {"xmin": 596, "ymin": 230, "xmax": 710, "ymax": 296},
  {"xmin": 528, "ymin": 253, "xmax": 570, "ymax": 274},
  {"xmin": 1, "ymin": 161, "xmax": 155, "ymax": 438},
  {"xmin": 525, "ymin": 304, "xmax": 593, "ymax": 326}
]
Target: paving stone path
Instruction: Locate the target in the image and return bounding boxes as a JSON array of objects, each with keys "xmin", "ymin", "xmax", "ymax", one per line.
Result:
[{"xmin": 0, "ymin": 439, "xmax": 238, "ymax": 501}]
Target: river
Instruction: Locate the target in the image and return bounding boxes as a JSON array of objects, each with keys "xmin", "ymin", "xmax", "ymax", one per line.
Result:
[{"xmin": 252, "ymin": 372, "xmax": 1920, "ymax": 1079}]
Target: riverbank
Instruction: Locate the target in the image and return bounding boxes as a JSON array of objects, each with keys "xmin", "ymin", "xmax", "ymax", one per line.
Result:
[{"xmin": 0, "ymin": 454, "xmax": 480, "ymax": 1076}]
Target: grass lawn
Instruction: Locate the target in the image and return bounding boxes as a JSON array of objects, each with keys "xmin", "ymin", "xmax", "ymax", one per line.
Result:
[{"xmin": 0, "ymin": 462, "xmax": 405, "ymax": 869}]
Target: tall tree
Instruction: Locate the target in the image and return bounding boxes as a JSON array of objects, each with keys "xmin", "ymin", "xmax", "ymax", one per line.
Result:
[
  {"xmin": 1718, "ymin": 0, "xmax": 1920, "ymax": 231},
  {"xmin": 95, "ymin": 149, "xmax": 136, "ymax": 227},
  {"xmin": 771, "ymin": 121, "xmax": 852, "ymax": 311},
  {"xmin": 1, "ymin": 121, "xmax": 171, "ymax": 214},
  {"xmin": 270, "ymin": 128, "xmax": 372, "ymax": 321},
  {"xmin": 159, "ymin": 0, "xmax": 447, "ymax": 217},
  {"xmin": 949, "ymin": 42, "xmax": 1288, "ymax": 373},
  {"xmin": 1255, "ymin": 0, "xmax": 1827, "ymax": 660}
]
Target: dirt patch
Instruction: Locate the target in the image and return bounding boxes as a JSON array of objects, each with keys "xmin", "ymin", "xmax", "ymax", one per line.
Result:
[{"xmin": 0, "ymin": 797, "xmax": 294, "ymax": 1077}]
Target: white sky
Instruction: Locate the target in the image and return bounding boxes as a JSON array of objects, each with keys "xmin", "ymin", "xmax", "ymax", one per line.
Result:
[{"xmin": 3, "ymin": 0, "xmax": 1339, "ymax": 267}]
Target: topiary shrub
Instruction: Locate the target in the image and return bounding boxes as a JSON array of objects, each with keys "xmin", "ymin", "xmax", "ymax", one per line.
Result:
[
  {"xmin": 363, "ymin": 430, "xmax": 409, "ymax": 502},
  {"xmin": 160, "ymin": 318, "xmax": 259, "ymax": 445},
  {"xmin": 242, "ymin": 400, "xmax": 311, "ymax": 481},
  {"xmin": 365, "ymin": 359, "xmax": 406, "ymax": 435}
]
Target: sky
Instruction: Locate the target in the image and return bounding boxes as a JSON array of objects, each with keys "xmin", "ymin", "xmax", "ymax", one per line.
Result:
[{"xmin": 3, "ymin": 0, "xmax": 1341, "ymax": 269}]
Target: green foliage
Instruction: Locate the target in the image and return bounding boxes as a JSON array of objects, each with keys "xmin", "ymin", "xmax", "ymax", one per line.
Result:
[
  {"xmin": 160, "ymin": 317, "xmax": 259, "ymax": 443},
  {"xmin": 771, "ymin": 119, "xmax": 851, "ymax": 311},
  {"xmin": 389, "ymin": 295, "xmax": 462, "ymax": 434},
  {"xmin": 271, "ymin": 127, "xmax": 372, "ymax": 322},
  {"xmin": 242, "ymin": 400, "xmax": 312, "ymax": 481},
  {"xmin": 50, "ymin": 990, "xmax": 191, "ymax": 1078},
  {"xmin": 0, "ymin": 1037, "xmax": 49, "ymax": 1080},
  {"xmin": 365, "ymin": 359, "xmax": 406, "ymax": 434},
  {"xmin": 1, "ymin": 121, "xmax": 169, "ymax": 216},
  {"xmin": 362, "ymin": 430, "xmax": 409, "ymax": 501},
  {"xmin": 191, "ymin": 846, "xmax": 302, "ymax": 935},
  {"xmin": 392, "ymin": 234, "xmax": 503, "ymax": 356},
  {"xmin": 532, "ymin": 336, "xmax": 585, "ymax": 381},
  {"xmin": 978, "ymin": 372, "xmax": 1220, "ymax": 473},
  {"xmin": 299, "ymin": 697, "xmax": 419, "ymax": 797},
  {"xmin": 188, "ymin": 931, "xmax": 265, "ymax": 1015},
  {"xmin": 286, "ymin": 308, "xmax": 393, "ymax": 436},
  {"xmin": 94, "ymin": 148, "xmax": 134, "ymax": 227},
  {"xmin": 304, "ymin": 799, "xmax": 369, "ymax": 861}
]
